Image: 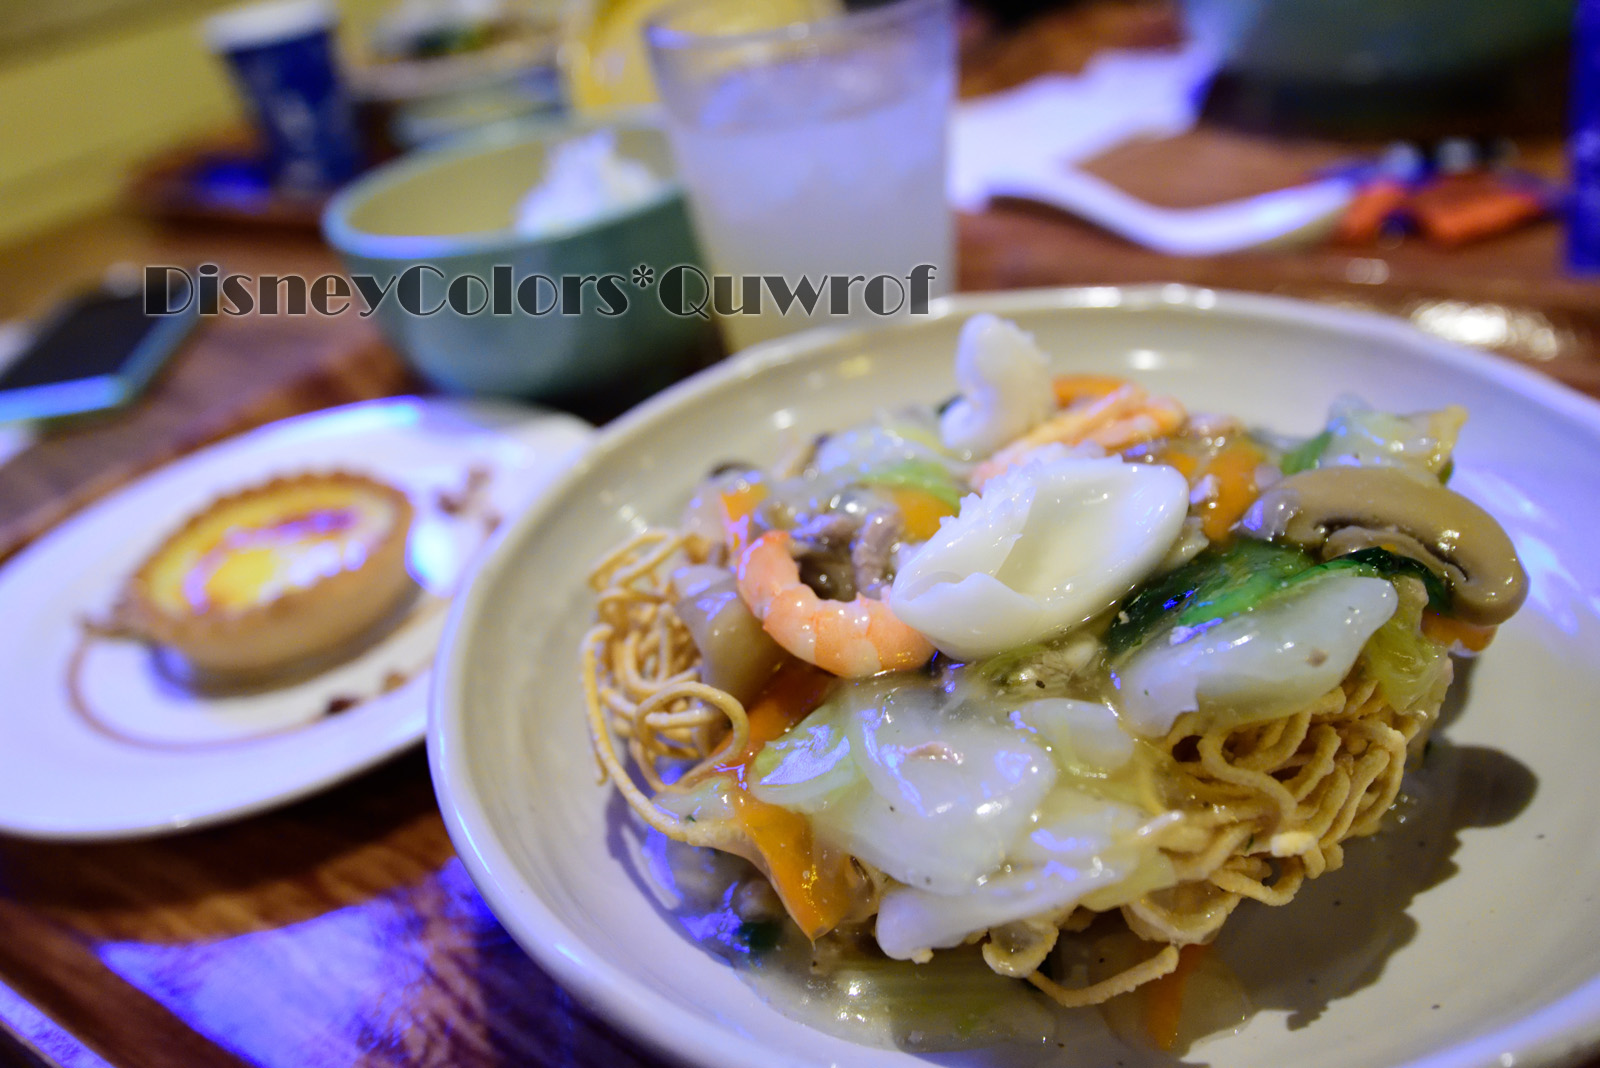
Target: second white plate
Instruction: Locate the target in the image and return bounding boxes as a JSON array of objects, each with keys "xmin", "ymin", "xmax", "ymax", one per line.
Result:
[{"xmin": 0, "ymin": 396, "xmax": 591, "ymax": 840}]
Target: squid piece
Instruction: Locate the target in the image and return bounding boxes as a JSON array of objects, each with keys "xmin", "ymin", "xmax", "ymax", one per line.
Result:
[
  {"xmin": 889, "ymin": 448, "xmax": 1189, "ymax": 661},
  {"xmin": 939, "ymin": 314, "xmax": 1056, "ymax": 457}
]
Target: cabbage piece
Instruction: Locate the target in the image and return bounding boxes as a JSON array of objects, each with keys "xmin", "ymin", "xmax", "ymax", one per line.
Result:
[
  {"xmin": 1309, "ymin": 547, "xmax": 1450, "ymax": 613},
  {"xmin": 831, "ymin": 688, "xmax": 1057, "ymax": 894},
  {"xmin": 773, "ymin": 417, "xmax": 969, "ymax": 520},
  {"xmin": 748, "ymin": 707, "xmax": 857, "ymax": 810},
  {"xmin": 875, "ymin": 789, "xmax": 1159, "ymax": 960},
  {"xmin": 1106, "ymin": 541, "xmax": 1449, "ymax": 659},
  {"xmin": 1279, "ymin": 430, "xmax": 1332, "ymax": 475},
  {"xmin": 1014, "ymin": 698, "xmax": 1134, "ymax": 772},
  {"xmin": 861, "ymin": 458, "xmax": 967, "ymax": 509},
  {"xmin": 1114, "ymin": 574, "xmax": 1399, "ymax": 736},
  {"xmin": 1105, "ymin": 540, "xmax": 1313, "ymax": 657},
  {"xmin": 750, "ymin": 680, "xmax": 1057, "ymax": 895},
  {"xmin": 1361, "ymin": 577, "xmax": 1452, "ymax": 714},
  {"xmin": 751, "ymin": 674, "xmax": 1177, "ymax": 962},
  {"xmin": 1285, "ymin": 395, "xmax": 1466, "ymax": 482},
  {"xmin": 825, "ymin": 949, "xmax": 1060, "ymax": 1050},
  {"xmin": 814, "ymin": 419, "xmax": 960, "ymax": 480}
]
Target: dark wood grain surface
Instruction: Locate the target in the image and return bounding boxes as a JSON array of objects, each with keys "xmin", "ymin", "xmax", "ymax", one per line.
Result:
[
  {"xmin": 1, "ymin": 4, "xmax": 1598, "ymax": 1067},
  {"xmin": 0, "ymin": 214, "xmax": 419, "ymax": 567},
  {"xmin": 0, "ymin": 753, "xmax": 671, "ymax": 1068}
]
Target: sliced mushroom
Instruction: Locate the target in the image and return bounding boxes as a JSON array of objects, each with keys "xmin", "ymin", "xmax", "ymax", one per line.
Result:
[
  {"xmin": 1322, "ymin": 526, "xmax": 1456, "ymax": 582},
  {"xmin": 1238, "ymin": 466, "xmax": 1527, "ymax": 626},
  {"xmin": 851, "ymin": 508, "xmax": 903, "ymax": 600}
]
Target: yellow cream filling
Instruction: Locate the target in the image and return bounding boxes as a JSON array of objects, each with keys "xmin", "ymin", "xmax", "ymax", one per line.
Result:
[{"xmin": 144, "ymin": 484, "xmax": 399, "ymax": 616}]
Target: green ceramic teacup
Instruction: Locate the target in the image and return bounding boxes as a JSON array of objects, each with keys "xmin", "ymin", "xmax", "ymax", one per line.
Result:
[{"xmin": 323, "ymin": 118, "xmax": 712, "ymax": 399}]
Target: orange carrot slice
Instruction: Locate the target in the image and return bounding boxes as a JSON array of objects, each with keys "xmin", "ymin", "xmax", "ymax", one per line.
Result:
[
  {"xmin": 889, "ymin": 487, "xmax": 957, "ymax": 542},
  {"xmin": 713, "ymin": 663, "xmax": 854, "ymax": 938},
  {"xmin": 1144, "ymin": 943, "xmax": 1209, "ymax": 1051},
  {"xmin": 727, "ymin": 791, "xmax": 858, "ymax": 939},
  {"xmin": 1197, "ymin": 439, "xmax": 1265, "ymax": 542},
  {"xmin": 719, "ymin": 483, "xmax": 767, "ymax": 555},
  {"xmin": 1422, "ymin": 611, "xmax": 1497, "ymax": 653},
  {"xmin": 716, "ymin": 661, "xmax": 834, "ymax": 777}
]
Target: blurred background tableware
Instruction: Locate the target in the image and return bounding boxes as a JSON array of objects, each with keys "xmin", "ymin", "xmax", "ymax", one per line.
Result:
[
  {"xmin": 977, "ymin": 158, "xmax": 1359, "ymax": 256},
  {"xmin": 135, "ymin": 0, "xmax": 568, "ymax": 232},
  {"xmin": 348, "ymin": 0, "xmax": 564, "ymax": 158},
  {"xmin": 322, "ymin": 116, "xmax": 715, "ymax": 401},
  {"xmin": 1183, "ymin": 0, "xmax": 1574, "ymax": 137},
  {"xmin": 205, "ymin": 0, "xmax": 369, "ymax": 193},
  {"xmin": 560, "ymin": 0, "xmax": 679, "ymax": 114},
  {"xmin": 645, "ymin": 0, "xmax": 956, "ymax": 350}
]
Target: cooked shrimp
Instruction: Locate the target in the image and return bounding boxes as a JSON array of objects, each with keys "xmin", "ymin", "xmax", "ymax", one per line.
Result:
[
  {"xmin": 973, "ymin": 385, "xmax": 1186, "ymax": 487},
  {"xmin": 1051, "ymin": 373, "xmax": 1130, "ymax": 408},
  {"xmin": 736, "ymin": 530, "xmax": 934, "ymax": 678},
  {"xmin": 1084, "ymin": 393, "xmax": 1186, "ymax": 449}
]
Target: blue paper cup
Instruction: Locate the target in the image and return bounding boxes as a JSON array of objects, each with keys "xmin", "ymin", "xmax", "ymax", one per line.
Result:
[{"xmin": 206, "ymin": 0, "xmax": 365, "ymax": 191}]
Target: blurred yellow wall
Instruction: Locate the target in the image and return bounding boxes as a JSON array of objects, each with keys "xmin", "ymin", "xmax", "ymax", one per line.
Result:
[{"xmin": 0, "ymin": 0, "xmax": 390, "ymax": 245}]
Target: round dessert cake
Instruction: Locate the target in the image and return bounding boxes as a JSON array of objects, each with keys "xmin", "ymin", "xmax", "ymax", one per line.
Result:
[{"xmin": 119, "ymin": 472, "xmax": 416, "ymax": 679}]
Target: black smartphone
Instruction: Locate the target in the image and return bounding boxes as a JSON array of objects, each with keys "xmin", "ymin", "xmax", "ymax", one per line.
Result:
[{"xmin": 0, "ymin": 278, "xmax": 200, "ymax": 423}]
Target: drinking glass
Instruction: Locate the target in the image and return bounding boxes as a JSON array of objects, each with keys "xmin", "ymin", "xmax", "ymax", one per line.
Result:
[{"xmin": 646, "ymin": 0, "xmax": 955, "ymax": 350}]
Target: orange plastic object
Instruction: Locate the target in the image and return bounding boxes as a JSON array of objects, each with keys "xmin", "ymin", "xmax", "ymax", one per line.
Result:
[
  {"xmin": 1334, "ymin": 178, "xmax": 1409, "ymax": 245},
  {"xmin": 1408, "ymin": 173, "xmax": 1547, "ymax": 247}
]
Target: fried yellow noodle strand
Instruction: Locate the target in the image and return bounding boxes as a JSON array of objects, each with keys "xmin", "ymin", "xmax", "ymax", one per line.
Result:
[
  {"xmin": 581, "ymin": 528, "xmax": 748, "ymax": 833},
  {"xmin": 1029, "ymin": 945, "xmax": 1181, "ymax": 1008},
  {"xmin": 1124, "ymin": 669, "xmax": 1439, "ymax": 949}
]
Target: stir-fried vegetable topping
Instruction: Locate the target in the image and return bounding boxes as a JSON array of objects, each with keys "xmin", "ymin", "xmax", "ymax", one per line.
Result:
[
  {"xmin": 1276, "ymin": 396, "xmax": 1465, "ymax": 482},
  {"xmin": 1106, "ymin": 541, "xmax": 1313, "ymax": 656},
  {"xmin": 1279, "ymin": 430, "xmax": 1331, "ymax": 475},
  {"xmin": 1108, "ymin": 540, "xmax": 1456, "ymax": 659},
  {"xmin": 1360, "ymin": 577, "xmax": 1452, "ymax": 714},
  {"xmin": 861, "ymin": 458, "xmax": 967, "ymax": 510}
]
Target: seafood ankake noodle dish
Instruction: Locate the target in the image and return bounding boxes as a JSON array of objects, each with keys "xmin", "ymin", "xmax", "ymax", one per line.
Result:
[{"xmin": 580, "ymin": 314, "xmax": 1528, "ymax": 1050}]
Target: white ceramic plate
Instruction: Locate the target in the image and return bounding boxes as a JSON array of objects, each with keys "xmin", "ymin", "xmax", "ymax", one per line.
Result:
[
  {"xmin": 431, "ymin": 287, "xmax": 1600, "ymax": 1068},
  {"xmin": 0, "ymin": 397, "xmax": 590, "ymax": 840}
]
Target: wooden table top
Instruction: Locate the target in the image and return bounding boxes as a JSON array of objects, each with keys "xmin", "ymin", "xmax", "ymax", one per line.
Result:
[{"xmin": 2, "ymin": 5, "xmax": 1598, "ymax": 1067}]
